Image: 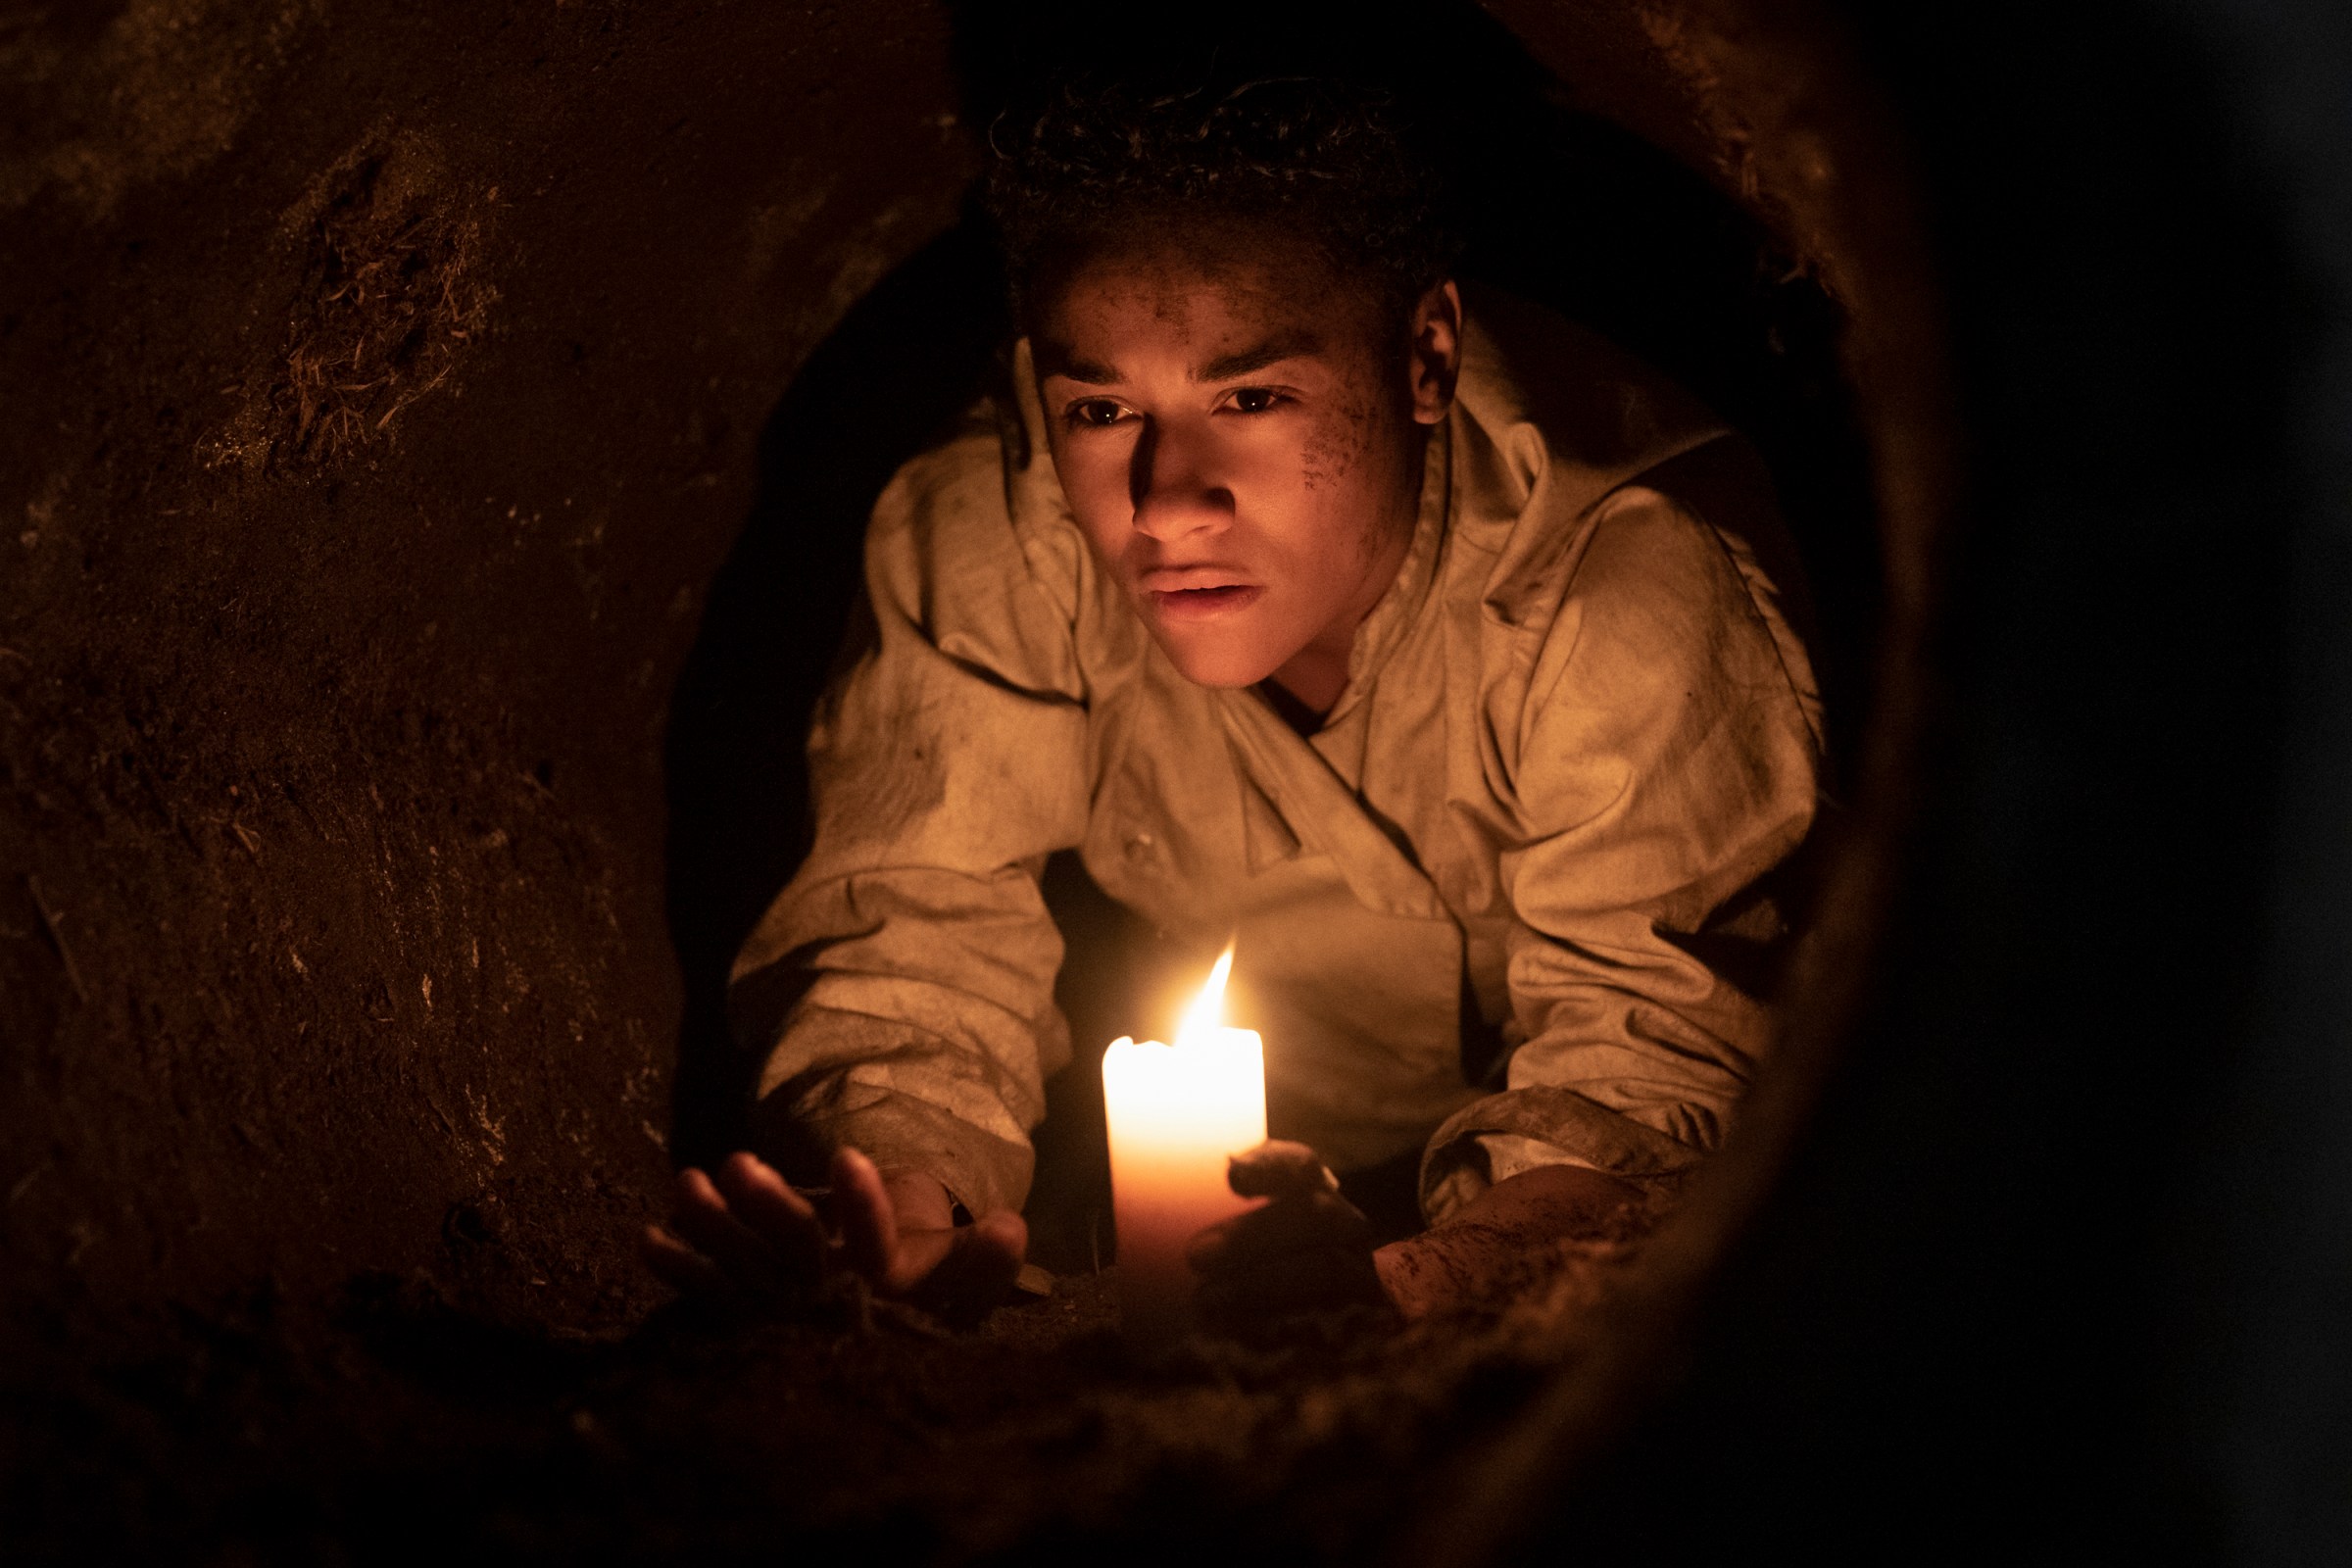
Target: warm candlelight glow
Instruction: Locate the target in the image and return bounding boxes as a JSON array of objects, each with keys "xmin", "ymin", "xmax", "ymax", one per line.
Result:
[
  {"xmin": 1176, "ymin": 944, "xmax": 1235, "ymax": 1045},
  {"xmin": 1101, "ymin": 943, "xmax": 1266, "ymax": 1345}
]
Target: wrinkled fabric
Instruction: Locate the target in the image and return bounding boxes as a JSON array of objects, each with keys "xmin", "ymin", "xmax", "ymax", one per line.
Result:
[{"xmin": 732, "ymin": 287, "xmax": 1826, "ymax": 1224}]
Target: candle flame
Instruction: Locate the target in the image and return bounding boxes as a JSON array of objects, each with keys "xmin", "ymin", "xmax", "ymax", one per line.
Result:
[{"xmin": 1175, "ymin": 942, "xmax": 1235, "ymax": 1047}]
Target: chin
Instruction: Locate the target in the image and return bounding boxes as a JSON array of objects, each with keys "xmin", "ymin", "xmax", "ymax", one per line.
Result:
[{"xmin": 1152, "ymin": 629, "xmax": 1282, "ymax": 691}]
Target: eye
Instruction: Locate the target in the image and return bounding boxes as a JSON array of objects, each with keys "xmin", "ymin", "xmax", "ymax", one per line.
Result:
[
  {"xmin": 1225, "ymin": 386, "xmax": 1286, "ymax": 415},
  {"xmin": 1065, "ymin": 399, "xmax": 1131, "ymax": 430}
]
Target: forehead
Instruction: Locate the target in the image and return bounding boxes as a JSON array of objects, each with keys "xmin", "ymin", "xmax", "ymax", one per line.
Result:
[{"xmin": 1033, "ymin": 228, "xmax": 1385, "ymax": 374}]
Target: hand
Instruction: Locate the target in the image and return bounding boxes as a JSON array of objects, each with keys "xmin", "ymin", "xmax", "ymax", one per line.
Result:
[
  {"xmin": 1370, "ymin": 1162, "xmax": 1642, "ymax": 1321},
  {"xmin": 1187, "ymin": 1140, "xmax": 1390, "ymax": 1328},
  {"xmin": 639, "ymin": 1146, "xmax": 1027, "ymax": 1324}
]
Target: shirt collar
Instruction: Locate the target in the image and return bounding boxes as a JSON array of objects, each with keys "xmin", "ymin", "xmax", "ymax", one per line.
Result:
[{"xmin": 1318, "ymin": 416, "xmax": 1453, "ymax": 728}]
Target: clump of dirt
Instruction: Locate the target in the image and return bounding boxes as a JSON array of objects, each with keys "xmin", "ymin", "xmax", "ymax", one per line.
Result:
[{"xmin": 207, "ymin": 137, "xmax": 495, "ymax": 471}]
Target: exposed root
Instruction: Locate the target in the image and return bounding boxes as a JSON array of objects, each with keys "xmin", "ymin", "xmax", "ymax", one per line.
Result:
[
  {"xmin": 206, "ymin": 139, "xmax": 495, "ymax": 473},
  {"xmin": 24, "ymin": 874, "xmax": 88, "ymax": 1003}
]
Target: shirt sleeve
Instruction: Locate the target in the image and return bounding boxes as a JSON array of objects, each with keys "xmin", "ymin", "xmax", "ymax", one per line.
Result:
[
  {"xmin": 1421, "ymin": 476, "xmax": 1824, "ymax": 1220},
  {"xmin": 728, "ymin": 417, "xmax": 1092, "ymax": 1218}
]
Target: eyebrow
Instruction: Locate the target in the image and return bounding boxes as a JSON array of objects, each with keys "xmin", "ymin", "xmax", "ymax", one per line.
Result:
[
  {"xmin": 1035, "ymin": 332, "xmax": 1322, "ymax": 387},
  {"xmin": 1036, "ymin": 347, "xmax": 1123, "ymax": 385},
  {"xmin": 1197, "ymin": 333, "xmax": 1320, "ymax": 382}
]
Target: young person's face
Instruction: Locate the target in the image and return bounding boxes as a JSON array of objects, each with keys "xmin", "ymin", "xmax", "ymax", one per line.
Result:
[{"xmin": 1033, "ymin": 231, "xmax": 1460, "ymax": 705}]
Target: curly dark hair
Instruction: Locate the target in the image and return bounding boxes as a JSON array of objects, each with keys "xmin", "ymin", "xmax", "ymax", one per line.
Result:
[{"xmin": 983, "ymin": 68, "xmax": 1461, "ymax": 332}]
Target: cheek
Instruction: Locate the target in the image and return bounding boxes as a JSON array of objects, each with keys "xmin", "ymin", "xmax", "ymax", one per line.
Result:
[
  {"xmin": 1292, "ymin": 407, "xmax": 1404, "ymax": 574},
  {"xmin": 1297, "ymin": 401, "xmax": 1373, "ymax": 495},
  {"xmin": 1051, "ymin": 437, "xmax": 1131, "ymax": 549}
]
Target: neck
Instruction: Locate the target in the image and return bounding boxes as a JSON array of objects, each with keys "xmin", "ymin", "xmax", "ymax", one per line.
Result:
[
  {"xmin": 1267, "ymin": 445, "xmax": 1425, "ymax": 723},
  {"xmin": 1265, "ymin": 646, "xmax": 1349, "ymax": 724},
  {"xmin": 1266, "ymin": 529, "xmax": 1410, "ymax": 721},
  {"xmin": 1255, "ymin": 671, "xmax": 1329, "ymax": 738}
]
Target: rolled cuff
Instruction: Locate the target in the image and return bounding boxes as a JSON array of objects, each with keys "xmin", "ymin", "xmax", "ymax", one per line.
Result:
[
  {"xmin": 1419, "ymin": 1086, "xmax": 1710, "ymax": 1223},
  {"xmin": 755, "ymin": 1079, "xmax": 1035, "ymax": 1220},
  {"xmin": 746, "ymin": 995, "xmax": 1045, "ymax": 1218},
  {"xmin": 1475, "ymin": 1132, "xmax": 1596, "ymax": 1186}
]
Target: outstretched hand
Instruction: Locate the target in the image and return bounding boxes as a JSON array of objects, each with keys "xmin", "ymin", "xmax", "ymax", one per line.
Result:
[
  {"xmin": 639, "ymin": 1147, "xmax": 1027, "ymax": 1324},
  {"xmin": 1187, "ymin": 1140, "xmax": 1390, "ymax": 1327},
  {"xmin": 1187, "ymin": 1142, "xmax": 1650, "ymax": 1327}
]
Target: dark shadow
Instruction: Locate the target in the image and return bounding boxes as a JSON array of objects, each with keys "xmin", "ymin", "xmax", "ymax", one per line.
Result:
[
  {"xmin": 661, "ymin": 217, "xmax": 1010, "ymax": 1168},
  {"xmin": 1490, "ymin": 0, "xmax": 2320, "ymax": 1556}
]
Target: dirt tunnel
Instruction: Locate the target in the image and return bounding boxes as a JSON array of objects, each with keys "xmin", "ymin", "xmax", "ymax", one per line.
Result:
[{"xmin": 2, "ymin": 0, "xmax": 2344, "ymax": 1559}]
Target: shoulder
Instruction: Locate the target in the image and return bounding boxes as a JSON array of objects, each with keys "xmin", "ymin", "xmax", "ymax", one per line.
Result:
[
  {"xmin": 859, "ymin": 367, "xmax": 1132, "ymax": 700},
  {"xmin": 872, "ymin": 343, "xmax": 1113, "ymax": 614},
  {"xmin": 1447, "ymin": 289, "xmax": 1744, "ymax": 635},
  {"xmin": 1451, "ymin": 286, "xmax": 1728, "ymax": 504},
  {"xmin": 1534, "ymin": 484, "xmax": 1775, "ymax": 701},
  {"xmin": 863, "ymin": 393, "xmax": 1063, "ymax": 606},
  {"xmin": 867, "ymin": 405, "xmax": 1013, "ymax": 573},
  {"xmin": 1445, "ymin": 290, "xmax": 1823, "ymax": 756},
  {"xmin": 1531, "ymin": 480, "xmax": 1823, "ymax": 761}
]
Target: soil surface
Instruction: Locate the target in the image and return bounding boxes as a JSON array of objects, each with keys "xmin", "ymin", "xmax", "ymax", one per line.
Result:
[{"xmin": 13, "ymin": 1256, "xmax": 1668, "ymax": 1563}]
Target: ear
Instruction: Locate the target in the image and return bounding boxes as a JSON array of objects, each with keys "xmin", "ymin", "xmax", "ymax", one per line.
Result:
[{"xmin": 1406, "ymin": 279, "xmax": 1464, "ymax": 425}]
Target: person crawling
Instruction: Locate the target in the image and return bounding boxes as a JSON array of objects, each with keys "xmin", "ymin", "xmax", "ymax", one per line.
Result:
[{"xmin": 642, "ymin": 65, "xmax": 1826, "ymax": 1327}]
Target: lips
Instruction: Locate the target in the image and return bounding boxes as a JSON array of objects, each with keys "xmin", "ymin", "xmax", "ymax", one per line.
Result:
[
  {"xmin": 1139, "ymin": 564, "xmax": 1251, "ymax": 593},
  {"xmin": 1135, "ymin": 563, "xmax": 1262, "ymax": 623},
  {"xmin": 1148, "ymin": 583, "xmax": 1265, "ymax": 621}
]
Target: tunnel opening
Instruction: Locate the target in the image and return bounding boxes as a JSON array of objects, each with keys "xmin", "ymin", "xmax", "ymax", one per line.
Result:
[
  {"xmin": 659, "ymin": 0, "xmax": 1920, "ymax": 1355},
  {"xmin": 644, "ymin": 0, "xmax": 1944, "ymax": 1551}
]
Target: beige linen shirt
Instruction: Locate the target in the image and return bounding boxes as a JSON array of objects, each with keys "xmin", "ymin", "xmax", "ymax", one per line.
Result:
[{"xmin": 731, "ymin": 287, "xmax": 1826, "ymax": 1224}]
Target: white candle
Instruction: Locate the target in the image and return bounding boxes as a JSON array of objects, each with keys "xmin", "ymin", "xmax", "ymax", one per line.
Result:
[{"xmin": 1101, "ymin": 945, "xmax": 1266, "ymax": 1344}]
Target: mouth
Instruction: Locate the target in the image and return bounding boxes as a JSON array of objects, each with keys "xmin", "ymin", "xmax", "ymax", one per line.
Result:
[
  {"xmin": 1138, "ymin": 564, "xmax": 1261, "ymax": 623},
  {"xmin": 1147, "ymin": 583, "xmax": 1264, "ymax": 622}
]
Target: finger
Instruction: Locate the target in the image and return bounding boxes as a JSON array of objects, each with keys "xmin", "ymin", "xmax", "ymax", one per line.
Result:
[
  {"xmin": 712, "ymin": 1152, "xmax": 826, "ymax": 1278},
  {"xmin": 1190, "ymin": 1193, "xmax": 1371, "ymax": 1273},
  {"xmin": 947, "ymin": 1209, "xmax": 1027, "ymax": 1297},
  {"xmin": 1227, "ymin": 1141, "xmax": 1341, "ymax": 1201},
  {"xmin": 639, "ymin": 1224, "xmax": 752, "ymax": 1310},
  {"xmin": 830, "ymin": 1147, "xmax": 901, "ymax": 1286},
  {"xmin": 670, "ymin": 1168, "xmax": 799, "ymax": 1303},
  {"xmin": 914, "ymin": 1210, "xmax": 1028, "ymax": 1323},
  {"xmin": 974, "ymin": 1207, "xmax": 1028, "ymax": 1262}
]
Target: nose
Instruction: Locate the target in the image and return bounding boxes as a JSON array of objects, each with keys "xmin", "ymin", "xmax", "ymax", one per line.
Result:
[{"xmin": 1128, "ymin": 416, "xmax": 1233, "ymax": 542}]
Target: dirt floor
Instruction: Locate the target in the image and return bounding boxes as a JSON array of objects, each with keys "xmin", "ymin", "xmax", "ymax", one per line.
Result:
[{"xmin": 12, "ymin": 1248, "xmax": 1666, "ymax": 1562}]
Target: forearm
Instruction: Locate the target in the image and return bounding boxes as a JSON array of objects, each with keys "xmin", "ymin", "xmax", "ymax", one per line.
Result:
[{"xmin": 1372, "ymin": 1162, "xmax": 1642, "ymax": 1320}]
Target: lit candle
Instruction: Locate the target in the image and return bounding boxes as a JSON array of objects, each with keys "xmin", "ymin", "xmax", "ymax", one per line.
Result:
[{"xmin": 1101, "ymin": 944, "xmax": 1267, "ymax": 1345}]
